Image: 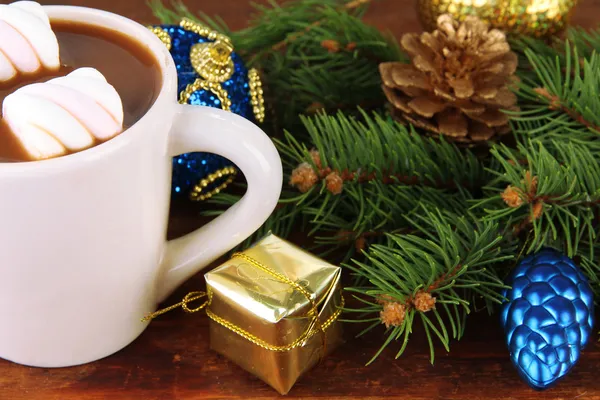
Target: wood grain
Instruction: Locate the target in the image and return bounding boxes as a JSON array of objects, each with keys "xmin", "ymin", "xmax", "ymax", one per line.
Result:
[{"xmin": 2, "ymin": 0, "xmax": 600, "ymax": 398}]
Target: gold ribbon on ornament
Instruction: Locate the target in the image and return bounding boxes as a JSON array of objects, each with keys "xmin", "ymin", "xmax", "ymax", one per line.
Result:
[{"xmin": 142, "ymin": 252, "xmax": 344, "ymax": 353}]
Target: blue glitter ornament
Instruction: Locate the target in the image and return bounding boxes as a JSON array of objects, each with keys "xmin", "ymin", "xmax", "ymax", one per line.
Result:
[
  {"xmin": 148, "ymin": 20, "xmax": 265, "ymax": 200},
  {"xmin": 500, "ymin": 248, "xmax": 594, "ymax": 390}
]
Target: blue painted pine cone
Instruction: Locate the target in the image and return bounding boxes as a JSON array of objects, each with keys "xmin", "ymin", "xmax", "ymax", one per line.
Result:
[{"xmin": 500, "ymin": 248, "xmax": 594, "ymax": 390}]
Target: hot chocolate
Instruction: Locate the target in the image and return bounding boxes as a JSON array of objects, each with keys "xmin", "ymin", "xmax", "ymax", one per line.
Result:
[{"xmin": 0, "ymin": 18, "xmax": 161, "ymax": 162}]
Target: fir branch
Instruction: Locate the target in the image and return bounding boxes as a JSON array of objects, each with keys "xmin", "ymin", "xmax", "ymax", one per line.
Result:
[
  {"xmin": 293, "ymin": 156, "xmax": 464, "ymax": 190},
  {"xmin": 284, "ymin": 110, "xmax": 489, "ymax": 194},
  {"xmin": 511, "ymin": 27, "xmax": 600, "ymax": 77},
  {"xmin": 566, "ymin": 28, "xmax": 600, "ymax": 54},
  {"xmin": 510, "ymin": 40, "xmax": 600, "ymax": 153},
  {"xmin": 576, "ymin": 242, "xmax": 600, "ymax": 298},
  {"xmin": 476, "ymin": 141, "xmax": 600, "ymax": 257},
  {"xmin": 223, "ymin": 0, "xmax": 383, "ymax": 61},
  {"xmin": 343, "ymin": 208, "xmax": 513, "ymax": 364},
  {"xmin": 278, "ymin": 110, "xmax": 490, "ymax": 256},
  {"xmin": 268, "ymin": 0, "xmax": 372, "ymax": 53},
  {"xmin": 532, "ymin": 87, "xmax": 600, "ymax": 133},
  {"xmin": 206, "ymin": 110, "xmax": 488, "ymax": 259},
  {"xmin": 150, "ymin": 0, "xmax": 205, "ymax": 27},
  {"xmin": 303, "ymin": 185, "xmax": 474, "ymax": 260}
]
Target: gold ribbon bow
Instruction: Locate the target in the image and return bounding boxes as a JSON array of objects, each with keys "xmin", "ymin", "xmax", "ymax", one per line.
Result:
[{"xmin": 142, "ymin": 252, "xmax": 344, "ymax": 353}]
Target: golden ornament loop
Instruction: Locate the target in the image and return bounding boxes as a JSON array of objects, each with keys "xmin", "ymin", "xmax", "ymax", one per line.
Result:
[
  {"xmin": 142, "ymin": 253, "xmax": 344, "ymax": 352},
  {"xmin": 189, "ymin": 166, "xmax": 237, "ymax": 202},
  {"xmin": 190, "ymin": 40, "xmax": 235, "ymax": 83},
  {"xmin": 147, "ymin": 26, "xmax": 172, "ymax": 50},
  {"xmin": 179, "ymin": 78, "xmax": 232, "ymax": 111},
  {"xmin": 248, "ymin": 68, "xmax": 266, "ymax": 124}
]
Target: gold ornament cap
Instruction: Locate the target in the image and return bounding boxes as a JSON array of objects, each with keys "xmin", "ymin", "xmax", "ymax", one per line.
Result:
[{"xmin": 190, "ymin": 40, "xmax": 235, "ymax": 82}]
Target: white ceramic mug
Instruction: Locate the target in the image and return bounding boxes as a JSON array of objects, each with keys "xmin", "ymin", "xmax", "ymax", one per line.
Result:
[{"xmin": 0, "ymin": 5, "xmax": 282, "ymax": 368}]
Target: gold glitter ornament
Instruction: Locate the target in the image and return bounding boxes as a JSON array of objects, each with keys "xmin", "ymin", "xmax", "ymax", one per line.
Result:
[{"xmin": 417, "ymin": 0, "xmax": 579, "ymax": 38}]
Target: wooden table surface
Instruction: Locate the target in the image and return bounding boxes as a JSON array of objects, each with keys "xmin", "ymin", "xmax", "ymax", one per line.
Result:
[{"xmin": 3, "ymin": 0, "xmax": 600, "ymax": 398}]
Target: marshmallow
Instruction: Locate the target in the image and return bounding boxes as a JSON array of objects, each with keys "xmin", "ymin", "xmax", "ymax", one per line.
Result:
[
  {"xmin": 0, "ymin": 1, "xmax": 60, "ymax": 82},
  {"xmin": 2, "ymin": 68, "xmax": 124, "ymax": 160}
]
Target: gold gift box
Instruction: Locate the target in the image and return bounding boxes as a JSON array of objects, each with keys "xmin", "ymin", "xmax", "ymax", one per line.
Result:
[{"xmin": 204, "ymin": 233, "xmax": 343, "ymax": 395}]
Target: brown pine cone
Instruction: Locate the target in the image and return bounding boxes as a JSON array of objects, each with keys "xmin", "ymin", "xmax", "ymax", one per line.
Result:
[{"xmin": 380, "ymin": 14, "xmax": 519, "ymax": 144}]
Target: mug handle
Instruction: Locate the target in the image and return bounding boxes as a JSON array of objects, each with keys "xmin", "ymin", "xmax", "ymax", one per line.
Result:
[{"xmin": 156, "ymin": 104, "xmax": 282, "ymax": 302}]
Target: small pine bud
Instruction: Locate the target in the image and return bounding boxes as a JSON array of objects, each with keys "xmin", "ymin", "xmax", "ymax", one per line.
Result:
[
  {"xmin": 321, "ymin": 39, "xmax": 340, "ymax": 53},
  {"xmin": 310, "ymin": 149, "xmax": 322, "ymax": 169},
  {"xmin": 345, "ymin": 42, "xmax": 357, "ymax": 51},
  {"xmin": 380, "ymin": 302, "xmax": 406, "ymax": 328},
  {"xmin": 502, "ymin": 186, "xmax": 524, "ymax": 208},
  {"xmin": 355, "ymin": 236, "xmax": 366, "ymax": 252},
  {"xmin": 522, "ymin": 171, "xmax": 538, "ymax": 195},
  {"xmin": 377, "ymin": 294, "xmax": 395, "ymax": 305},
  {"xmin": 533, "ymin": 87, "xmax": 552, "ymax": 100},
  {"xmin": 533, "ymin": 87, "xmax": 560, "ymax": 109},
  {"xmin": 305, "ymin": 102, "xmax": 325, "ymax": 114},
  {"xmin": 531, "ymin": 201, "xmax": 544, "ymax": 220},
  {"xmin": 413, "ymin": 291, "xmax": 436, "ymax": 312},
  {"xmin": 326, "ymin": 172, "xmax": 344, "ymax": 195},
  {"xmin": 290, "ymin": 162, "xmax": 319, "ymax": 193}
]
